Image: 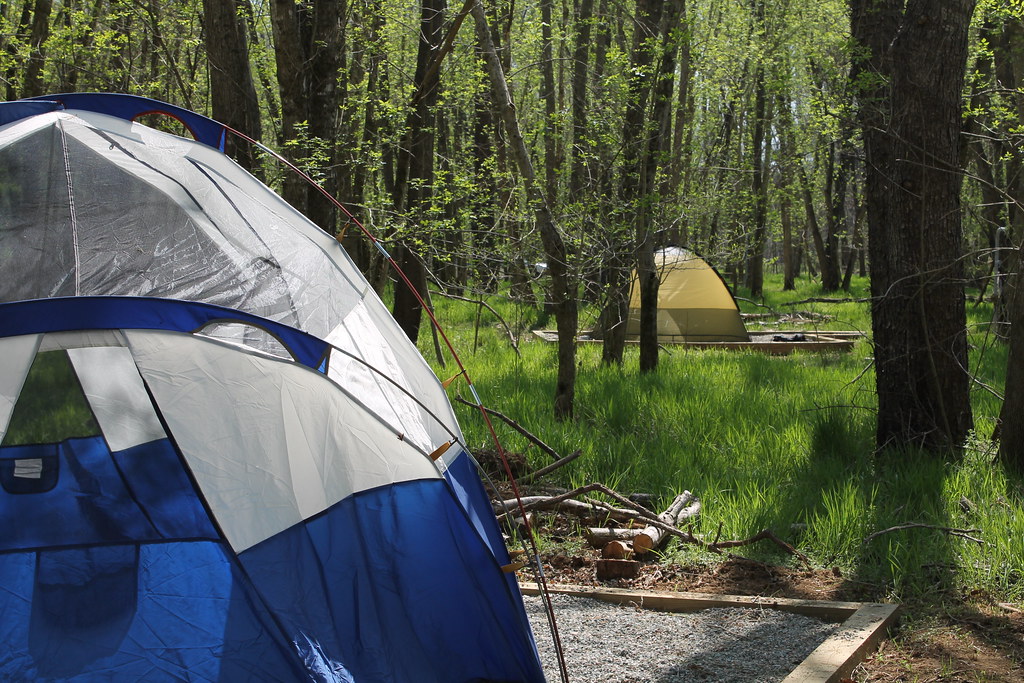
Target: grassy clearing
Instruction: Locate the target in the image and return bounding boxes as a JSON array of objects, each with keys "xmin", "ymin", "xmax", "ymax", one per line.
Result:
[{"xmin": 423, "ymin": 273, "xmax": 1024, "ymax": 602}]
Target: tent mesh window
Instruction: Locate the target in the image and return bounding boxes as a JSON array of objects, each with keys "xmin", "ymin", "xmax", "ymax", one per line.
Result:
[{"xmin": 1, "ymin": 350, "xmax": 99, "ymax": 494}]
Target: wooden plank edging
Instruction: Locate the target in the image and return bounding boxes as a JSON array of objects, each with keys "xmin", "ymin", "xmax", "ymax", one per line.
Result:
[{"xmin": 519, "ymin": 583, "xmax": 900, "ymax": 682}]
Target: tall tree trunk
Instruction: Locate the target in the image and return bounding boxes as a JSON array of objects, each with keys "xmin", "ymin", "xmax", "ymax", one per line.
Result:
[
  {"xmin": 392, "ymin": 0, "xmax": 446, "ymax": 343},
  {"xmin": 568, "ymin": 0, "xmax": 594, "ymax": 198},
  {"xmin": 776, "ymin": 92, "xmax": 797, "ymax": 291},
  {"xmin": 995, "ymin": 16, "xmax": 1024, "ymax": 468},
  {"xmin": 851, "ymin": 0, "xmax": 976, "ymax": 452},
  {"xmin": 203, "ymin": 0, "xmax": 263, "ymax": 174},
  {"xmin": 270, "ymin": 0, "xmax": 312, "ymax": 216},
  {"xmin": 22, "ymin": 0, "xmax": 52, "ymax": 97},
  {"xmin": 745, "ymin": 63, "xmax": 769, "ymax": 298},
  {"xmin": 540, "ymin": 0, "xmax": 557, "ymax": 208},
  {"xmin": 637, "ymin": 0, "xmax": 682, "ymax": 373},
  {"xmin": 472, "ymin": 0, "xmax": 577, "ymax": 420},
  {"xmin": 819, "ymin": 141, "xmax": 844, "ymax": 291},
  {"xmin": 305, "ymin": 0, "xmax": 345, "ymax": 234}
]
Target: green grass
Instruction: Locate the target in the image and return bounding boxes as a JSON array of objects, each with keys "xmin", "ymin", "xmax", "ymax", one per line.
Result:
[
  {"xmin": 3, "ymin": 350, "xmax": 100, "ymax": 446},
  {"xmin": 420, "ymin": 273, "xmax": 1024, "ymax": 602}
]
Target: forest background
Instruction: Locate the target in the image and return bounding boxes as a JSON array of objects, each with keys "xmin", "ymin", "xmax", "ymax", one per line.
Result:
[{"xmin": 9, "ymin": 1, "xmax": 1024, "ymax": 675}]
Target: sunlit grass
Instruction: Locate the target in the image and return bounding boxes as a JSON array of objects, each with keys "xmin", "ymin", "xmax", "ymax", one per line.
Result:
[{"xmin": 418, "ymin": 273, "xmax": 1022, "ymax": 601}]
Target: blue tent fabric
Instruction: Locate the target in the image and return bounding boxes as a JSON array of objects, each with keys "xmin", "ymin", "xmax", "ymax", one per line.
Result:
[
  {"xmin": 0, "ymin": 297, "xmax": 545, "ymax": 682},
  {"xmin": 0, "ymin": 436, "xmax": 307, "ymax": 680},
  {"xmin": 239, "ymin": 480, "xmax": 542, "ymax": 683},
  {"xmin": 21, "ymin": 93, "xmax": 229, "ymax": 150},
  {"xmin": 0, "ymin": 99, "xmax": 62, "ymax": 127},
  {"xmin": 0, "ymin": 437, "xmax": 218, "ymax": 552},
  {"xmin": 0, "ymin": 297, "xmax": 331, "ymax": 371},
  {"xmin": 0, "ymin": 542, "xmax": 308, "ymax": 681}
]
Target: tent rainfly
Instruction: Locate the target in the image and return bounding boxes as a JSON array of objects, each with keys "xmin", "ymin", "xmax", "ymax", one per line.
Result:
[
  {"xmin": 626, "ymin": 247, "xmax": 749, "ymax": 342},
  {"xmin": 0, "ymin": 94, "xmax": 544, "ymax": 682}
]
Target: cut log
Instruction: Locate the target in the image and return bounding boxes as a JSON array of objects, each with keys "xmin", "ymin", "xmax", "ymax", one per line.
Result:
[
  {"xmin": 601, "ymin": 540, "xmax": 632, "ymax": 559},
  {"xmin": 585, "ymin": 527, "xmax": 645, "ymax": 548},
  {"xmin": 634, "ymin": 491, "xmax": 700, "ymax": 555},
  {"xmin": 595, "ymin": 559, "xmax": 640, "ymax": 580}
]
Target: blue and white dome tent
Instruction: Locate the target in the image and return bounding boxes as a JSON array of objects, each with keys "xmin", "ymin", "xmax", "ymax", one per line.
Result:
[{"xmin": 0, "ymin": 94, "xmax": 546, "ymax": 682}]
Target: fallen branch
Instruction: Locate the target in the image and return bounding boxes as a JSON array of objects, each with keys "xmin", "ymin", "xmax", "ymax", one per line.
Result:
[
  {"xmin": 780, "ymin": 297, "xmax": 870, "ymax": 306},
  {"xmin": 494, "ymin": 482, "xmax": 813, "ymax": 567},
  {"xmin": 495, "ymin": 482, "xmax": 661, "ymax": 526},
  {"xmin": 493, "ymin": 495, "xmax": 641, "ymax": 524},
  {"xmin": 862, "ymin": 523, "xmax": 984, "ymax": 545},
  {"xmin": 708, "ymin": 529, "xmax": 812, "ymax": 568},
  {"xmin": 455, "ymin": 396, "xmax": 561, "ymax": 461},
  {"xmin": 519, "ymin": 449, "xmax": 582, "ymax": 485}
]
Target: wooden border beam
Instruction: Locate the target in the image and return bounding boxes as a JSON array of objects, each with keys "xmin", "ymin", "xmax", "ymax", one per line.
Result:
[{"xmin": 519, "ymin": 583, "xmax": 900, "ymax": 682}]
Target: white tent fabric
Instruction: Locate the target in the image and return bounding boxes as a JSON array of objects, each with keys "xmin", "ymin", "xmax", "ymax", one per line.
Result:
[
  {"xmin": 0, "ymin": 335, "xmax": 39, "ymax": 443},
  {"xmin": 0, "ymin": 107, "xmax": 460, "ymax": 463},
  {"xmin": 126, "ymin": 329, "xmax": 442, "ymax": 552},
  {"xmin": 69, "ymin": 346, "xmax": 167, "ymax": 452}
]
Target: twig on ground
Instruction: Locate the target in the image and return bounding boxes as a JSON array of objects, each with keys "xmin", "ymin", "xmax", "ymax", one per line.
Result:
[
  {"xmin": 708, "ymin": 529, "xmax": 813, "ymax": 568},
  {"xmin": 780, "ymin": 297, "xmax": 870, "ymax": 306}
]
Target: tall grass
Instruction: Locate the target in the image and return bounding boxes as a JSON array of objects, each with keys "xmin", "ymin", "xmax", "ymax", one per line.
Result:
[{"xmin": 422, "ymin": 274, "xmax": 1023, "ymax": 601}]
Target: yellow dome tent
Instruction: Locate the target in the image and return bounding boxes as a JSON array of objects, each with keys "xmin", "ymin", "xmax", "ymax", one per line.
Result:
[{"xmin": 626, "ymin": 247, "xmax": 749, "ymax": 342}]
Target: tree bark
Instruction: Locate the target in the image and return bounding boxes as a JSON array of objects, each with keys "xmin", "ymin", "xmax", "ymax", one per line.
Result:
[
  {"xmin": 21, "ymin": 0, "xmax": 52, "ymax": 98},
  {"xmin": 995, "ymin": 17, "xmax": 1024, "ymax": 468},
  {"xmin": 637, "ymin": 0, "xmax": 683, "ymax": 372},
  {"xmin": 850, "ymin": 0, "xmax": 976, "ymax": 452},
  {"xmin": 601, "ymin": 0, "xmax": 668, "ymax": 369},
  {"xmin": 391, "ymin": 0, "xmax": 446, "ymax": 343},
  {"xmin": 568, "ymin": 0, "xmax": 594, "ymax": 199},
  {"xmin": 746, "ymin": 63, "xmax": 769, "ymax": 298},
  {"xmin": 269, "ymin": 0, "xmax": 311, "ymax": 215},
  {"xmin": 472, "ymin": 0, "xmax": 577, "ymax": 420},
  {"xmin": 203, "ymin": 0, "xmax": 262, "ymax": 174},
  {"xmin": 540, "ymin": 0, "xmax": 557, "ymax": 209}
]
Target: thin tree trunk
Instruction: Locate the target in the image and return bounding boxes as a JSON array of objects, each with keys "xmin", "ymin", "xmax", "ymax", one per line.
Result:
[
  {"xmin": 540, "ymin": 0, "xmax": 557, "ymax": 208},
  {"xmin": 472, "ymin": 0, "xmax": 577, "ymax": 420},
  {"xmin": 568, "ymin": 0, "xmax": 594, "ymax": 198},
  {"xmin": 638, "ymin": 0, "xmax": 683, "ymax": 373},
  {"xmin": 601, "ymin": 0, "xmax": 661, "ymax": 367},
  {"xmin": 746, "ymin": 63, "xmax": 769, "ymax": 298}
]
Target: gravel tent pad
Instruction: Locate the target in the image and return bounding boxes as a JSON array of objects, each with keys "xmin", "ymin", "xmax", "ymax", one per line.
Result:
[{"xmin": 521, "ymin": 584, "xmax": 900, "ymax": 682}]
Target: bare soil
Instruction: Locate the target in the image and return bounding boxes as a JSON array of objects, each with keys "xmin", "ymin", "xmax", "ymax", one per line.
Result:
[{"xmin": 520, "ymin": 520, "xmax": 1024, "ymax": 682}]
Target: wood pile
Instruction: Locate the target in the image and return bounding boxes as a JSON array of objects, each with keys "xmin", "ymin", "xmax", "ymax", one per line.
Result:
[{"xmin": 473, "ymin": 401, "xmax": 811, "ymax": 578}]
